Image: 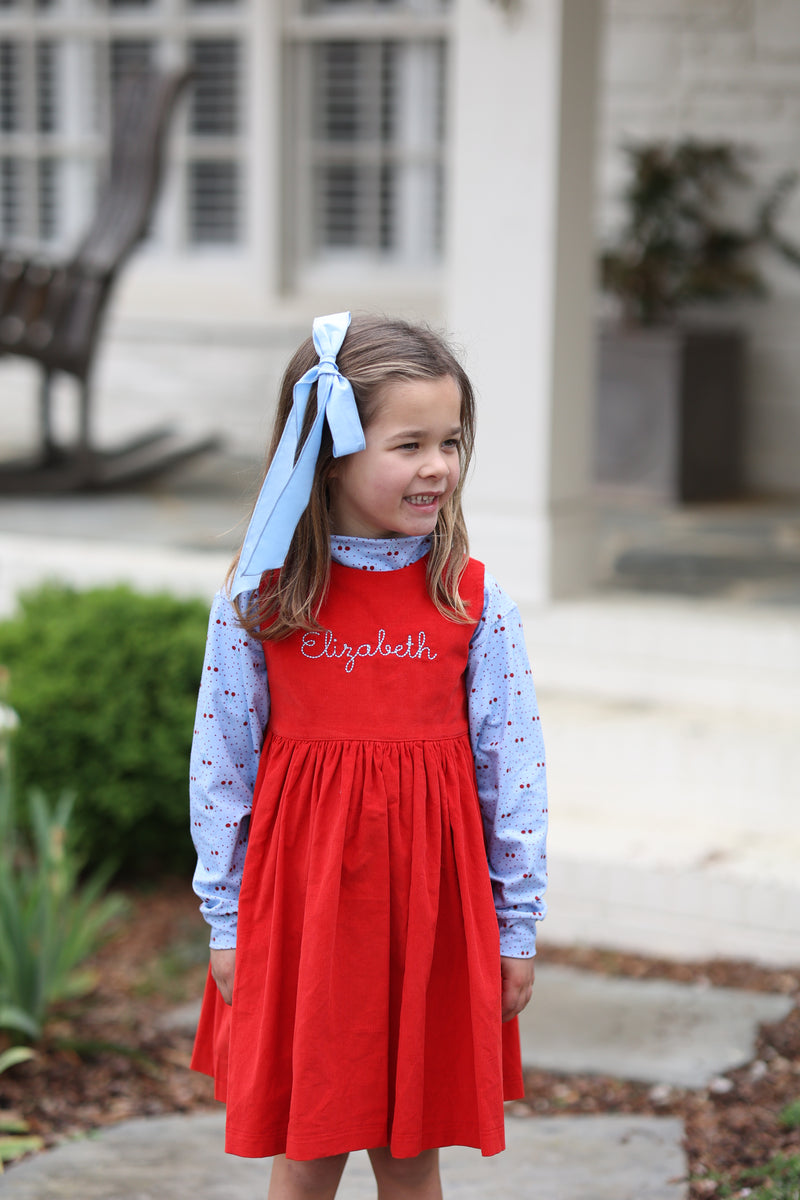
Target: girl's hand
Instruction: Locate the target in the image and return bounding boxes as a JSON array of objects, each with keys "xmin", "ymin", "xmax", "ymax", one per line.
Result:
[
  {"xmin": 210, "ymin": 948, "xmax": 236, "ymax": 1005},
  {"xmin": 500, "ymin": 956, "xmax": 535, "ymax": 1022}
]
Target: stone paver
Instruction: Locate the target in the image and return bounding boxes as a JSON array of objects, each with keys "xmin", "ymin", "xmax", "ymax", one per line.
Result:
[
  {"xmin": 518, "ymin": 965, "xmax": 795, "ymax": 1087},
  {"xmin": 1, "ymin": 1111, "xmax": 688, "ymax": 1200}
]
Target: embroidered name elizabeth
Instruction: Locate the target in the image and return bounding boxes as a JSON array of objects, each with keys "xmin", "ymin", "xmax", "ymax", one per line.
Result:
[{"xmin": 300, "ymin": 628, "xmax": 438, "ymax": 674}]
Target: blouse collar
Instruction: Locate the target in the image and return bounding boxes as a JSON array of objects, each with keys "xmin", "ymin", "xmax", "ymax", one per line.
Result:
[{"xmin": 330, "ymin": 535, "xmax": 430, "ymax": 571}]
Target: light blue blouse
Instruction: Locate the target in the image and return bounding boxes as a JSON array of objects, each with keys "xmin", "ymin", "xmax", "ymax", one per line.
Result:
[{"xmin": 191, "ymin": 535, "xmax": 548, "ymax": 957}]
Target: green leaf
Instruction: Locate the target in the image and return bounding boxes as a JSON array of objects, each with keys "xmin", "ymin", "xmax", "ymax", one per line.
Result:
[
  {"xmin": 0, "ymin": 1006, "xmax": 40, "ymax": 1040},
  {"xmin": 0, "ymin": 785, "xmax": 128, "ymax": 1036},
  {"xmin": 0, "ymin": 1115, "xmax": 32, "ymax": 1135},
  {"xmin": 0, "ymin": 1134, "xmax": 45, "ymax": 1165},
  {"xmin": 0, "ymin": 1045, "xmax": 35, "ymax": 1074}
]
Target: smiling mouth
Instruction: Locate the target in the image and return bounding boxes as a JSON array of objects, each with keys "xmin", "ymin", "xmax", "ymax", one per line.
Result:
[{"xmin": 405, "ymin": 494, "xmax": 441, "ymax": 506}]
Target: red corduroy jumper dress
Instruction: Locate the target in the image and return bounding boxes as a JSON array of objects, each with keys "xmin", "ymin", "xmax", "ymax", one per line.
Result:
[{"xmin": 191, "ymin": 555, "xmax": 523, "ymax": 1160}]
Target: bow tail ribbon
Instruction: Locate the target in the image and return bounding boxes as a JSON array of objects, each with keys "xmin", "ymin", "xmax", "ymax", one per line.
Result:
[{"xmin": 230, "ymin": 311, "xmax": 364, "ymax": 599}]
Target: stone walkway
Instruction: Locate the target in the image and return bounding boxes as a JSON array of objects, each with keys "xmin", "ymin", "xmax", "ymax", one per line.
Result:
[
  {"xmin": 0, "ymin": 1112, "xmax": 688, "ymax": 1200},
  {"xmin": 4, "ymin": 965, "xmax": 793, "ymax": 1200}
]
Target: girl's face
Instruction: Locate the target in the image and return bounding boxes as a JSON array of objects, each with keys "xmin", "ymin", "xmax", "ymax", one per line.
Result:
[{"xmin": 328, "ymin": 374, "xmax": 462, "ymax": 540}]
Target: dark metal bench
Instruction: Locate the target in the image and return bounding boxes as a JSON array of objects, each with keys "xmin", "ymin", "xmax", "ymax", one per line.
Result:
[{"xmin": 0, "ymin": 67, "xmax": 219, "ymax": 491}]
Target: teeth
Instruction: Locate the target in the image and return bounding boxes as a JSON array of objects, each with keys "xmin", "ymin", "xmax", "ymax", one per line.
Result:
[{"xmin": 408, "ymin": 495, "xmax": 436, "ymax": 503}]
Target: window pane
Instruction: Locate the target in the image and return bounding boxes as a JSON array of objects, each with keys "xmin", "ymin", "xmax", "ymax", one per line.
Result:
[
  {"xmin": 109, "ymin": 39, "xmax": 156, "ymax": 123},
  {"xmin": 318, "ymin": 163, "xmax": 359, "ymax": 248},
  {"xmin": 111, "ymin": 39, "xmax": 155, "ymax": 86},
  {"xmin": 38, "ymin": 157, "xmax": 57, "ymax": 240},
  {"xmin": 189, "ymin": 160, "xmax": 239, "ymax": 243},
  {"xmin": 432, "ymin": 159, "xmax": 443, "ymax": 254},
  {"xmin": 380, "ymin": 42, "xmax": 396, "ymax": 142},
  {"xmin": 314, "ymin": 42, "xmax": 395, "ymax": 144},
  {"xmin": 190, "ymin": 40, "xmax": 239, "ymax": 136},
  {"xmin": 0, "ymin": 13, "xmax": 246, "ymax": 255},
  {"xmin": 302, "ymin": 0, "xmax": 448, "ymax": 11},
  {"xmin": 435, "ymin": 40, "xmax": 446, "ymax": 140},
  {"xmin": 321, "ymin": 42, "xmax": 359, "ymax": 142},
  {"xmin": 36, "ymin": 42, "xmax": 59, "ymax": 135},
  {"xmin": 304, "ymin": 1, "xmax": 400, "ymax": 11},
  {"xmin": 0, "ymin": 42, "xmax": 21, "ymax": 135},
  {"xmin": 379, "ymin": 161, "xmax": 394, "ymax": 251},
  {"xmin": 1, "ymin": 157, "xmax": 20, "ymax": 237},
  {"xmin": 296, "ymin": 33, "xmax": 447, "ymax": 268}
]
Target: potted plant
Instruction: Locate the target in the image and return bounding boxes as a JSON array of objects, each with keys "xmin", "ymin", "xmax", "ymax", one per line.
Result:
[{"xmin": 595, "ymin": 139, "xmax": 800, "ymax": 501}]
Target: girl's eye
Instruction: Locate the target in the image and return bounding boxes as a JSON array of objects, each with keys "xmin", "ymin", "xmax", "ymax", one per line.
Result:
[
  {"xmin": 398, "ymin": 442, "xmax": 418, "ymax": 451},
  {"xmin": 443, "ymin": 439, "xmax": 460, "ymax": 449}
]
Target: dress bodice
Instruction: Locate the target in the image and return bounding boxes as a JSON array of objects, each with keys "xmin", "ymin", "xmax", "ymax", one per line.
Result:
[{"xmin": 263, "ymin": 556, "xmax": 484, "ymax": 742}]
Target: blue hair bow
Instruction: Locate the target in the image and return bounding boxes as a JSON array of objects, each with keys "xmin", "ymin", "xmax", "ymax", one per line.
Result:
[{"xmin": 230, "ymin": 311, "xmax": 365, "ymax": 598}]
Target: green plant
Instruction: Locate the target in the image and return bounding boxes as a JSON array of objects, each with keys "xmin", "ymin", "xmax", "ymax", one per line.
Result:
[
  {"xmin": 0, "ymin": 1047, "xmax": 44, "ymax": 1171},
  {"xmin": 601, "ymin": 139, "xmax": 800, "ymax": 326},
  {"xmin": 712, "ymin": 1153, "xmax": 800, "ymax": 1198},
  {"xmin": 0, "ymin": 583, "xmax": 210, "ymax": 876},
  {"xmin": 779, "ymin": 1098, "xmax": 800, "ymax": 1131},
  {"xmin": 0, "ymin": 786, "xmax": 127, "ymax": 1040},
  {"xmin": 0, "ymin": 1005, "xmax": 39, "ymax": 1041},
  {"xmin": 0, "ymin": 696, "xmax": 45, "ymax": 1169}
]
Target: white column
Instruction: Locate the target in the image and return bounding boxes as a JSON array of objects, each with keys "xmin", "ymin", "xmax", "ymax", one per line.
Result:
[
  {"xmin": 446, "ymin": 0, "xmax": 601, "ymax": 605},
  {"xmin": 251, "ymin": 1, "xmax": 283, "ymax": 302}
]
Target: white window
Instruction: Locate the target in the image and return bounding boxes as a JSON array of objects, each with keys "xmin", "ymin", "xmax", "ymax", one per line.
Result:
[
  {"xmin": 0, "ymin": 0, "xmax": 247, "ymax": 254},
  {"xmin": 284, "ymin": 0, "xmax": 450, "ymax": 288},
  {"xmin": 0, "ymin": 0, "xmax": 452, "ymax": 297}
]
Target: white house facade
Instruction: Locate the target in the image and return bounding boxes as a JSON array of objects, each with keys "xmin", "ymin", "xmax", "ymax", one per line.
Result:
[
  {"xmin": 0, "ymin": 0, "xmax": 455, "ymax": 317},
  {"xmin": 1, "ymin": 0, "xmax": 797, "ymax": 602}
]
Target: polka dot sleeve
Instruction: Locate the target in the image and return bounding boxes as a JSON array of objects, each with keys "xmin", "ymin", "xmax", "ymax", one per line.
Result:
[
  {"xmin": 467, "ymin": 571, "xmax": 548, "ymax": 958},
  {"xmin": 190, "ymin": 590, "xmax": 269, "ymax": 947}
]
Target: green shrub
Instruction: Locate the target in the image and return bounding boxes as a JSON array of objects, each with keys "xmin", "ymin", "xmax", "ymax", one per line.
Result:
[
  {"xmin": 0, "ymin": 786, "xmax": 127, "ymax": 1040},
  {"xmin": 0, "ymin": 583, "xmax": 209, "ymax": 877},
  {"xmin": 0, "ymin": 1048, "xmax": 44, "ymax": 1171}
]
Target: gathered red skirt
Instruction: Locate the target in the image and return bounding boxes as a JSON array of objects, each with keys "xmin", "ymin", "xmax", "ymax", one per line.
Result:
[{"xmin": 191, "ymin": 730, "xmax": 523, "ymax": 1160}]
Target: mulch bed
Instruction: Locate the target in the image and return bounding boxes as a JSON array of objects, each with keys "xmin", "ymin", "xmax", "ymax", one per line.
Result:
[{"xmin": 1, "ymin": 881, "xmax": 799, "ymax": 1198}]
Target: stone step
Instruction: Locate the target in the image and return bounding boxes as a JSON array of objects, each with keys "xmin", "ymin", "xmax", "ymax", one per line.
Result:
[
  {"xmin": 522, "ymin": 595, "xmax": 800, "ymax": 716},
  {"xmin": 537, "ymin": 685, "xmax": 800, "ymax": 965},
  {"xmin": 520, "ymin": 965, "xmax": 794, "ymax": 1088}
]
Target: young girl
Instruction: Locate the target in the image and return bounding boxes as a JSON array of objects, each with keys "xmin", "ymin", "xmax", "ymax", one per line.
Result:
[{"xmin": 190, "ymin": 312, "xmax": 547, "ymax": 1200}]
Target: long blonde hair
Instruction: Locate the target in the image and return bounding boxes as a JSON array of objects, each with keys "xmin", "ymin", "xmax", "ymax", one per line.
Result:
[{"xmin": 230, "ymin": 315, "xmax": 476, "ymax": 640}]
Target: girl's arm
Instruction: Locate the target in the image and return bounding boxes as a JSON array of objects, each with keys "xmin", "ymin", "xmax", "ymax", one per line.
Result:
[
  {"xmin": 190, "ymin": 590, "xmax": 269, "ymax": 948},
  {"xmin": 467, "ymin": 571, "xmax": 548, "ymax": 960}
]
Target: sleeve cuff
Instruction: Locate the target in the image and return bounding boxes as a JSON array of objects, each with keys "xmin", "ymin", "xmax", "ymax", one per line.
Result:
[
  {"xmin": 498, "ymin": 916, "xmax": 538, "ymax": 958},
  {"xmin": 206, "ymin": 912, "xmax": 238, "ymax": 949}
]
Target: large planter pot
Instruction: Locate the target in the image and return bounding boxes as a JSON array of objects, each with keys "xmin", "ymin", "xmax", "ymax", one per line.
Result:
[{"xmin": 594, "ymin": 324, "xmax": 745, "ymax": 502}]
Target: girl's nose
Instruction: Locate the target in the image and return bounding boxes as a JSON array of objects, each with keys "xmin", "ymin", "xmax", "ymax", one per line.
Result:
[{"xmin": 420, "ymin": 448, "xmax": 448, "ymax": 478}]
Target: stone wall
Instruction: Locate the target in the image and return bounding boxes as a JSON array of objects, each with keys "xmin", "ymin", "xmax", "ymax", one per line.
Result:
[{"xmin": 598, "ymin": 0, "xmax": 800, "ymax": 495}]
